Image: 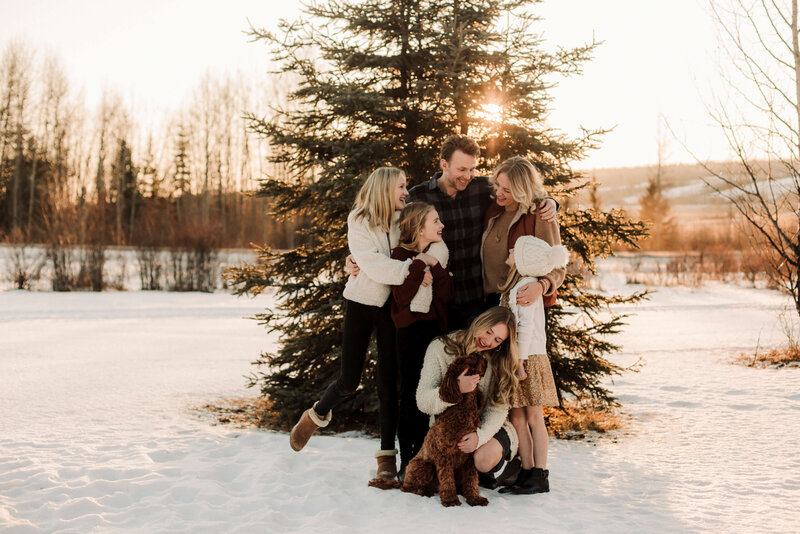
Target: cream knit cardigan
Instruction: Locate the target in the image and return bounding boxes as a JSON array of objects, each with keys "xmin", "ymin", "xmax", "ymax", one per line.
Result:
[
  {"xmin": 342, "ymin": 210, "xmax": 413, "ymax": 307},
  {"xmin": 416, "ymin": 337, "xmax": 519, "ymax": 457}
]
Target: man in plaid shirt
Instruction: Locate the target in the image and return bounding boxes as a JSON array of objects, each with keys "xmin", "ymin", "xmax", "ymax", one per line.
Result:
[{"xmin": 406, "ymin": 135, "xmax": 556, "ymax": 329}]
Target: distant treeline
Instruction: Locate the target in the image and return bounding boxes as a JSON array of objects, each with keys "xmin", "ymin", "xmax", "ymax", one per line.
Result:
[
  {"xmin": 0, "ymin": 41, "xmax": 300, "ymax": 253},
  {"xmin": 585, "ymin": 159, "xmax": 781, "ymax": 191}
]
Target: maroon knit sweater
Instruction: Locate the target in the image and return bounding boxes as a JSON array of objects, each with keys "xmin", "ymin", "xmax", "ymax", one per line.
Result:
[{"xmin": 389, "ymin": 246, "xmax": 454, "ymax": 331}]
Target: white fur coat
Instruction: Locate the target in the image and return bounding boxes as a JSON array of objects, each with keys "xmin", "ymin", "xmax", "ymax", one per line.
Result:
[{"xmin": 408, "ymin": 240, "xmax": 449, "ymax": 313}]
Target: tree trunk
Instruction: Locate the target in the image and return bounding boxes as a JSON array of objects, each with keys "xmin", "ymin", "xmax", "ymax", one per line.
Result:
[
  {"xmin": 217, "ymin": 157, "xmax": 224, "ymax": 236},
  {"xmin": 96, "ymin": 132, "xmax": 106, "ymax": 207},
  {"xmin": 128, "ymin": 159, "xmax": 137, "ymax": 245},
  {"xmin": 26, "ymin": 137, "xmax": 37, "ymax": 234},
  {"xmin": 203, "ymin": 116, "xmax": 211, "ymax": 225},
  {"xmin": 796, "ymin": 209, "xmax": 800, "ymax": 317},
  {"xmin": 28, "ymin": 106, "xmax": 50, "ymax": 232},
  {"xmin": 793, "ymin": 2, "xmax": 800, "ymax": 318},
  {"xmin": 115, "ymin": 152, "xmax": 123, "ymax": 243},
  {"xmin": 793, "ymin": 0, "xmax": 800, "ymax": 159},
  {"xmin": 0, "ymin": 90, "xmax": 11, "ymax": 174},
  {"xmin": 12, "ymin": 122, "xmax": 23, "ymax": 229}
]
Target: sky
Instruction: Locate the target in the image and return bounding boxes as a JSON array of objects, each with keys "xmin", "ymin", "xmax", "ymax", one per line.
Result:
[{"xmin": 0, "ymin": 0, "xmax": 735, "ymax": 169}]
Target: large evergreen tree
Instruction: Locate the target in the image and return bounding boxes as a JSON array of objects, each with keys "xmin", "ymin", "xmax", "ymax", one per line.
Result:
[{"xmin": 226, "ymin": 0, "xmax": 647, "ymax": 430}]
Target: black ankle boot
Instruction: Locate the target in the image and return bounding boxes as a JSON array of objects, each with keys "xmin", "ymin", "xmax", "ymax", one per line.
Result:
[
  {"xmin": 498, "ymin": 467, "xmax": 531, "ymax": 494},
  {"xmin": 478, "ymin": 471, "xmax": 498, "ymax": 490},
  {"xmin": 496, "ymin": 456, "xmax": 522, "ymax": 487},
  {"xmin": 510, "ymin": 467, "xmax": 549, "ymax": 494}
]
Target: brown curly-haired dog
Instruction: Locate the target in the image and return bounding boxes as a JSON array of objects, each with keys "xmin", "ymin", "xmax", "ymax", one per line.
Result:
[{"xmin": 370, "ymin": 352, "xmax": 489, "ymax": 507}]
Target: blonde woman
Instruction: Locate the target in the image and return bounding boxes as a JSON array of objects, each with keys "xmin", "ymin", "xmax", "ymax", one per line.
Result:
[
  {"xmin": 415, "ymin": 306, "xmax": 520, "ymax": 481},
  {"xmin": 481, "ymin": 156, "xmax": 565, "ymax": 309},
  {"xmin": 290, "ymin": 167, "xmax": 436, "ymax": 481}
]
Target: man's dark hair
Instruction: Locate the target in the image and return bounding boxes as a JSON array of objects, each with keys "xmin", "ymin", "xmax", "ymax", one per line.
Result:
[{"xmin": 439, "ymin": 134, "xmax": 480, "ymax": 162}]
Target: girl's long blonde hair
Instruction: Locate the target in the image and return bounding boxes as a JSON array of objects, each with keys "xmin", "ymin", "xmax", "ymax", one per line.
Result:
[
  {"xmin": 492, "ymin": 156, "xmax": 546, "ymax": 213},
  {"xmin": 498, "ymin": 265, "xmax": 524, "ymax": 304},
  {"xmin": 397, "ymin": 201, "xmax": 434, "ymax": 252},
  {"xmin": 441, "ymin": 306, "xmax": 519, "ymax": 406},
  {"xmin": 352, "ymin": 166, "xmax": 405, "ymax": 231}
]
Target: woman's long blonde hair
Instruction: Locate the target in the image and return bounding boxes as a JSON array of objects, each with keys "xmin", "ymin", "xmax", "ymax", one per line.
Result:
[
  {"xmin": 397, "ymin": 201, "xmax": 434, "ymax": 252},
  {"xmin": 441, "ymin": 306, "xmax": 519, "ymax": 406},
  {"xmin": 492, "ymin": 156, "xmax": 546, "ymax": 213},
  {"xmin": 352, "ymin": 166, "xmax": 405, "ymax": 231}
]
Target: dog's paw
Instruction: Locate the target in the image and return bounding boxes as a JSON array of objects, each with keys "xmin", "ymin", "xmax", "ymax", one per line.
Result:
[
  {"xmin": 441, "ymin": 497, "xmax": 462, "ymax": 507},
  {"xmin": 368, "ymin": 478, "xmax": 401, "ymax": 490},
  {"xmin": 402, "ymin": 485, "xmax": 432, "ymax": 498},
  {"xmin": 466, "ymin": 496, "xmax": 489, "ymax": 507}
]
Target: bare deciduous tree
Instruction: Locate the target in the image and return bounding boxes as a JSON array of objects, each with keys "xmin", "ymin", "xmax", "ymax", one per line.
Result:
[
  {"xmin": 28, "ymin": 53, "xmax": 69, "ymax": 231},
  {"xmin": 640, "ymin": 121, "xmax": 674, "ymax": 250},
  {"xmin": 704, "ymin": 0, "xmax": 800, "ymax": 314},
  {"xmin": 0, "ymin": 42, "xmax": 33, "ymax": 230},
  {"xmin": 0, "ymin": 41, "xmax": 285, "ymax": 257}
]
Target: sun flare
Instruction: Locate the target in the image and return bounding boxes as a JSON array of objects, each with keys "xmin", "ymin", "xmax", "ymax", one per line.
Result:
[{"xmin": 477, "ymin": 103, "xmax": 504, "ymax": 123}]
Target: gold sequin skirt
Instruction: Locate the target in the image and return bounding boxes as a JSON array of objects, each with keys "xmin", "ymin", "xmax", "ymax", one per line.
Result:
[{"xmin": 511, "ymin": 354, "xmax": 558, "ymax": 407}]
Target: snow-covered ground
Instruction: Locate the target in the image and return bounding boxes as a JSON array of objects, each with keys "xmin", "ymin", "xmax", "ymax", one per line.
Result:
[{"xmin": 2, "ymin": 269, "xmax": 799, "ymax": 533}]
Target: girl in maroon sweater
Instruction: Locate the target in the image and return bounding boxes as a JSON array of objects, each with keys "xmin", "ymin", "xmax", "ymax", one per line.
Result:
[{"xmin": 390, "ymin": 201, "xmax": 455, "ymax": 478}]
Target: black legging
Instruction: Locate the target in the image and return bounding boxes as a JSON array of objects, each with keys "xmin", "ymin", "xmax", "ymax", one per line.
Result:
[
  {"xmin": 316, "ymin": 299, "xmax": 398, "ymax": 450},
  {"xmin": 396, "ymin": 319, "xmax": 442, "ymax": 466}
]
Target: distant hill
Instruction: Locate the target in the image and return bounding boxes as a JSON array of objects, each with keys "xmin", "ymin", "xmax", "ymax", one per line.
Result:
[{"xmin": 573, "ymin": 160, "xmax": 782, "ymax": 222}]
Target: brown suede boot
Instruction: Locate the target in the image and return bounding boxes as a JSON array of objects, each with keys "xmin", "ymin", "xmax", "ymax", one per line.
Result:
[
  {"xmin": 289, "ymin": 403, "xmax": 331, "ymax": 451},
  {"xmin": 368, "ymin": 449, "xmax": 400, "ymax": 488},
  {"xmin": 374, "ymin": 449, "xmax": 398, "ymax": 479}
]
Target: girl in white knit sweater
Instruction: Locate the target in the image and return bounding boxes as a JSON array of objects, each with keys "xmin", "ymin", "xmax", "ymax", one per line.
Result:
[
  {"xmin": 415, "ymin": 306, "xmax": 520, "ymax": 479},
  {"xmin": 289, "ymin": 167, "xmax": 438, "ymax": 482}
]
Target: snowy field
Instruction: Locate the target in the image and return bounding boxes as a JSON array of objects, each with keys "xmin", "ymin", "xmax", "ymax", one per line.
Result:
[{"xmin": 2, "ymin": 265, "xmax": 800, "ymax": 533}]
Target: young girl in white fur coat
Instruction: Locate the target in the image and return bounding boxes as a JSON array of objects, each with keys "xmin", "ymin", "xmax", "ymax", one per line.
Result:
[{"xmin": 498, "ymin": 235, "xmax": 568, "ymax": 495}]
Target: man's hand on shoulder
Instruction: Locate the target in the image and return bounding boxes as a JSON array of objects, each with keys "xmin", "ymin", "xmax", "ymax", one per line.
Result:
[{"xmin": 538, "ymin": 198, "xmax": 557, "ymax": 222}]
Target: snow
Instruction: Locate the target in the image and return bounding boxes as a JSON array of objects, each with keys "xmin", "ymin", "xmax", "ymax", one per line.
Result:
[
  {"xmin": 618, "ymin": 175, "xmax": 799, "ymax": 208},
  {"xmin": 2, "ymin": 268, "xmax": 800, "ymax": 533},
  {"xmin": 621, "ymin": 180, "xmax": 716, "ymax": 205}
]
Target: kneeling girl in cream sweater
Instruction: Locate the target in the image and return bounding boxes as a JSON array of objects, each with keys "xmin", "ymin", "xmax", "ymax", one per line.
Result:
[{"xmin": 415, "ymin": 306, "xmax": 520, "ymax": 478}]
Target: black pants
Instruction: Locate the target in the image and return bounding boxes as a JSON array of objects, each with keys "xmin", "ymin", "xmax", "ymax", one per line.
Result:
[
  {"xmin": 484, "ymin": 292, "xmax": 501, "ymax": 308},
  {"xmin": 447, "ymin": 300, "xmax": 491, "ymax": 332},
  {"xmin": 316, "ymin": 299, "xmax": 398, "ymax": 450},
  {"xmin": 396, "ymin": 319, "xmax": 442, "ymax": 466}
]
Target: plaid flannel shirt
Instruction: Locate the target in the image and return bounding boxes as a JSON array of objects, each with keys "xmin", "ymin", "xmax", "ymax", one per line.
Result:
[{"xmin": 408, "ymin": 173, "xmax": 494, "ymax": 305}]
